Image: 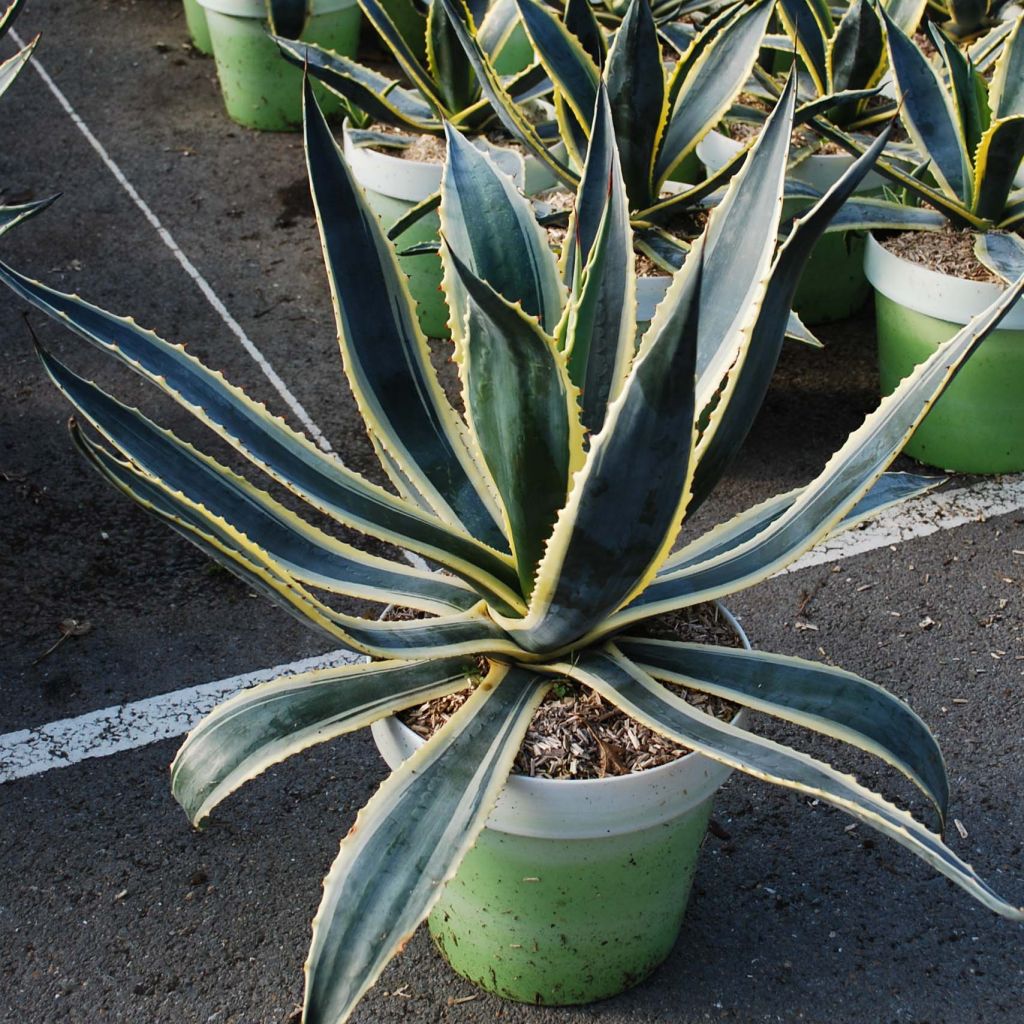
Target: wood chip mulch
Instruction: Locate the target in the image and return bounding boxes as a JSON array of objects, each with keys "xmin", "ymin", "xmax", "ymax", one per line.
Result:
[
  {"xmin": 400, "ymin": 603, "xmax": 743, "ymax": 780},
  {"xmin": 881, "ymin": 227, "xmax": 1004, "ymax": 284}
]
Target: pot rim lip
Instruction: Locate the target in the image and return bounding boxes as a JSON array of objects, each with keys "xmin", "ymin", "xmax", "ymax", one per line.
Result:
[
  {"xmin": 198, "ymin": 0, "xmax": 358, "ymax": 17},
  {"xmin": 864, "ymin": 231, "xmax": 1024, "ymax": 328},
  {"xmin": 375, "ymin": 601, "xmax": 750, "ymax": 794}
]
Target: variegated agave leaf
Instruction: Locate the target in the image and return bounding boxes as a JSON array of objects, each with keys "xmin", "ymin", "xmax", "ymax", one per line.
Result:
[
  {"xmin": 810, "ymin": 9, "xmax": 1024, "ymax": 231},
  {"xmin": 0, "ymin": 1, "xmax": 53, "ymax": 237},
  {"xmin": 442, "ymin": 0, "xmax": 775, "ymax": 219},
  {"xmin": 4, "ymin": 53, "xmax": 1023, "ymax": 1024},
  {"xmin": 927, "ymin": 0, "xmax": 1018, "ymax": 38},
  {"xmin": 275, "ymin": 0, "xmax": 543, "ymax": 134}
]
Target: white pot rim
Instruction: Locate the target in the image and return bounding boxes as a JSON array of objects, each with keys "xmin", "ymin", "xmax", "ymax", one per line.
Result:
[
  {"xmin": 864, "ymin": 232, "xmax": 1024, "ymax": 329},
  {"xmin": 696, "ymin": 128, "xmax": 886, "ymax": 194},
  {"xmin": 199, "ymin": 0, "xmax": 357, "ymax": 17},
  {"xmin": 342, "ymin": 115, "xmax": 563, "ymax": 204},
  {"xmin": 371, "ymin": 603, "xmax": 751, "ymax": 840}
]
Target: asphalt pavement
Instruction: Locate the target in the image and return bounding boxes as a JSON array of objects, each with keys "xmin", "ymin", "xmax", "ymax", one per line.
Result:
[{"xmin": 0, "ymin": 3, "xmax": 1021, "ymax": 1022}]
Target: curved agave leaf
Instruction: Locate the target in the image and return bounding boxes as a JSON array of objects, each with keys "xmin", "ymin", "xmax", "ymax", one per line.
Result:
[
  {"xmin": 973, "ymin": 114, "xmax": 1024, "ymax": 222},
  {"xmin": 0, "ymin": 35, "xmax": 34, "ymax": 99},
  {"xmin": 498, "ymin": 235, "xmax": 705, "ymax": 654},
  {"xmin": 560, "ymin": 85, "xmax": 637, "ymax": 435},
  {"xmin": 427, "ymin": 0, "xmax": 478, "ymax": 113},
  {"xmin": 603, "ymin": 0, "xmax": 665, "ymax": 208},
  {"xmin": 813, "ymin": 195, "xmax": 947, "ymax": 232},
  {"xmin": 564, "ymin": 0, "xmax": 607, "ymax": 67},
  {"xmin": 438, "ymin": 0, "xmax": 577, "ymax": 186},
  {"xmin": 882, "ymin": 0, "xmax": 930, "ymax": 34},
  {"xmin": 513, "ymin": 0, "xmax": 600, "ymax": 133},
  {"xmin": 882, "ymin": 7, "xmax": 973, "ymax": 204},
  {"xmin": 44, "ymin": 347, "xmax": 519, "ymax": 657},
  {"xmin": 439, "ymin": 123, "xmax": 563, "ymax": 333},
  {"xmin": 69, "ymin": 407, "xmax": 481, "ymax": 614},
  {"xmin": 303, "ymin": 665, "xmax": 548, "ymax": 1024},
  {"xmin": 975, "ymin": 229, "xmax": 1024, "ymax": 281},
  {"xmin": 829, "ymin": 0, "xmax": 885, "ymax": 96},
  {"xmin": 0, "ymin": 0, "xmax": 26, "ymax": 36},
  {"xmin": 303, "ymin": 83, "xmax": 507, "ymax": 553},
  {"xmin": 0, "ymin": 265, "xmax": 524, "ymax": 611},
  {"xmin": 934, "ymin": 24, "xmax": 991, "ymax": 161},
  {"xmin": 275, "ymin": 38, "xmax": 441, "ymax": 132},
  {"xmin": 618, "ymin": 638, "xmax": 949, "ymax": 824},
  {"xmin": 686, "ymin": 122, "xmax": 897, "ymax": 512},
  {"xmin": 171, "ymin": 655, "xmax": 478, "ymax": 826},
  {"xmin": 658, "ymin": 471, "xmax": 941, "ymax": 579},
  {"xmin": 655, "ymin": 0, "xmax": 775, "ymax": 186},
  {"xmin": 612, "ymin": 258, "xmax": 1024, "ymax": 630},
  {"xmin": 559, "ymin": 648, "xmax": 1023, "ymax": 920},
  {"xmin": 0, "ymin": 194, "xmax": 57, "ymax": 237},
  {"xmin": 989, "ymin": 13, "xmax": 1024, "ymax": 118},
  {"xmin": 444, "ymin": 247, "xmax": 583, "ymax": 594},
  {"xmin": 778, "ymin": 0, "xmax": 834, "ymax": 96},
  {"xmin": 359, "ymin": 0, "xmax": 448, "ymax": 115},
  {"xmin": 690, "ymin": 71, "xmax": 796, "ymax": 421}
]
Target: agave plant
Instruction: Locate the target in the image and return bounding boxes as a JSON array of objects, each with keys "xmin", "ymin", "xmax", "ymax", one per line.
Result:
[
  {"xmin": 0, "ymin": 0, "xmax": 52, "ymax": 238},
  {"xmin": 3, "ymin": 62, "xmax": 1023, "ymax": 1024},
  {"xmin": 440, "ymin": 0, "xmax": 778, "ymax": 251},
  {"xmin": 810, "ymin": 8, "xmax": 1024, "ymax": 232},
  {"xmin": 754, "ymin": 0, "xmax": 928, "ymax": 133},
  {"xmin": 275, "ymin": 0, "xmax": 546, "ymax": 135},
  {"xmin": 927, "ymin": 0, "xmax": 1020, "ymax": 37}
]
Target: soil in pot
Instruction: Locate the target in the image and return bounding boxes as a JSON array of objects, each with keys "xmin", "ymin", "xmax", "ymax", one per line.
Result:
[
  {"xmin": 381, "ymin": 602, "xmax": 746, "ymax": 1005},
  {"xmin": 866, "ymin": 228, "xmax": 1024, "ymax": 473}
]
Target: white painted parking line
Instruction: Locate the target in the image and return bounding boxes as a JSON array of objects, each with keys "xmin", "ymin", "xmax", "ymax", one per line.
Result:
[
  {"xmin": 0, "ymin": 648, "xmax": 365, "ymax": 783},
  {"xmin": 783, "ymin": 474, "xmax": 1024, "ymax": 573},
  {"xmin": 8, "ymin": 28, "xmax": 335, "ymax": 454},
  {"xmin": 2, "ymin": 474, "xmax": 1022, "ymax": 784}
]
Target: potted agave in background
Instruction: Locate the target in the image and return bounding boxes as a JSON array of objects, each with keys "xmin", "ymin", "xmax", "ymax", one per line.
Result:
[
  {"xmin": 698, "ymin": 0, "xmax": 934, "ymax": 323},
  {"xmin": 823, "ymin": 8, "xmax": 1024, "ymax": 472},
  {"xmin": 199, "ymin": 0, "xmax": 364, "ymax": 129},
  {"xmin": 277, "ymin": 0, "xmax": 555, "ymax": 336},
  {"xmin": 2, "ymin": 66, "xmax": 1024, "ymax": 1024}
]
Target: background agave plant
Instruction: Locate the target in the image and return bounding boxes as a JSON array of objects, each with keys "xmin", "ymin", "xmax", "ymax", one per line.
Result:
[
  {"xmin": 756, "ymin": 0, "xmax": 928, "ymax": 131},
  {"xmin": 441, "ymin": 0, "xmax": 777, "ymax": 261},
  {"xmin": 809, "ymin": 8, "xmax": 1024, "ymax": 236},
  {"xmin": 2, "ymin": 64, "xmax": 1023, "ymax": 1024},
  {"xmin": 276, "ymin": 0, "xmax": 546, "ymax": 134},
  {"xmin": 927, "ymin": 0, "xmax": 1021, "ymax": 37}
]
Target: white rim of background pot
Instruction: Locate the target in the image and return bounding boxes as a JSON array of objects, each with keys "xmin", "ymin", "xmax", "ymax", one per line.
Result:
[
  {"xmin": 199, "ymin": 0, "xmax": 356, "ymax": 15},
  {"xmin": 864, "ymin": 233, "xmax": 1024, "ymax": 329},
  {"xmin": 342, "ymin": 110, "xmax": 563, "ymax": 203},
  {"xmin": 697, "ymin": 128, "xmax": 887, "ymax": 194},
  {"xmin": 372, "ymin": 603, "xmax": 751, "ymax": 841}
]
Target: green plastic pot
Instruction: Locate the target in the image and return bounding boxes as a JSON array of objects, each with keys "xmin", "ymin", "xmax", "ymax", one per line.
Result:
[
  {"xmin": 371, "ymin": 608, "xmax": 749, "ymax": 1005},
  {"xmin": 183, "ymin": 0, "xmax": 214, "ymax": 54},
  {"xmin": 344, "ymin": 121, "xmax": 562, "ymax": 338},
  {"xmin": 865, "ymin": 234, "xmax": 1024, "ymax": 474},
  {"xmin": 199, "ymin": 0, "xmax": 361, "ymax": 131},
  {"xmin": 698, "ymin": 130, "xmax": 884, "ymax": 325}
]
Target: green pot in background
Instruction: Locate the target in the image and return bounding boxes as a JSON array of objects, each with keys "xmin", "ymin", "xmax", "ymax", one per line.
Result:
[
  {"xmin": 183, "ymin": 0, "xmax": 214, "ymax": 54},
  {"xmin": 372, "ymin": 608, "xmax": 749, "ymax": 1005},
  {"xmin": 865, "ymin": 233, "xmax": 1024, "ymax": 474},
  {"xmin": 199, "ymin": 0, "xmax": 361, "ymax": 131}
]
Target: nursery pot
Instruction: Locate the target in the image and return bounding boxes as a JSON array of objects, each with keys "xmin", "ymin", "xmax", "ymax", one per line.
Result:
[
  {"xmin": 864, "ymin": 234, "xmax": 1024, "ymax": 474},
  {"xmin": 199, "ymin": 0, "xmax": 361, "ymax": 131},
  {"xmin": 183, "ymin": 0, "xmax": 214, "ymax": 54},
  {"xmin": 698, "ymin": 130, "xmax": 885, "ymax": 325},
  {"xmin": 344, "ymin": 122, "xmax": 562, "ymax": 338},
  {"xmin": 371, "ymin": 607, "xmax": 750, "ymax": 1005}
]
